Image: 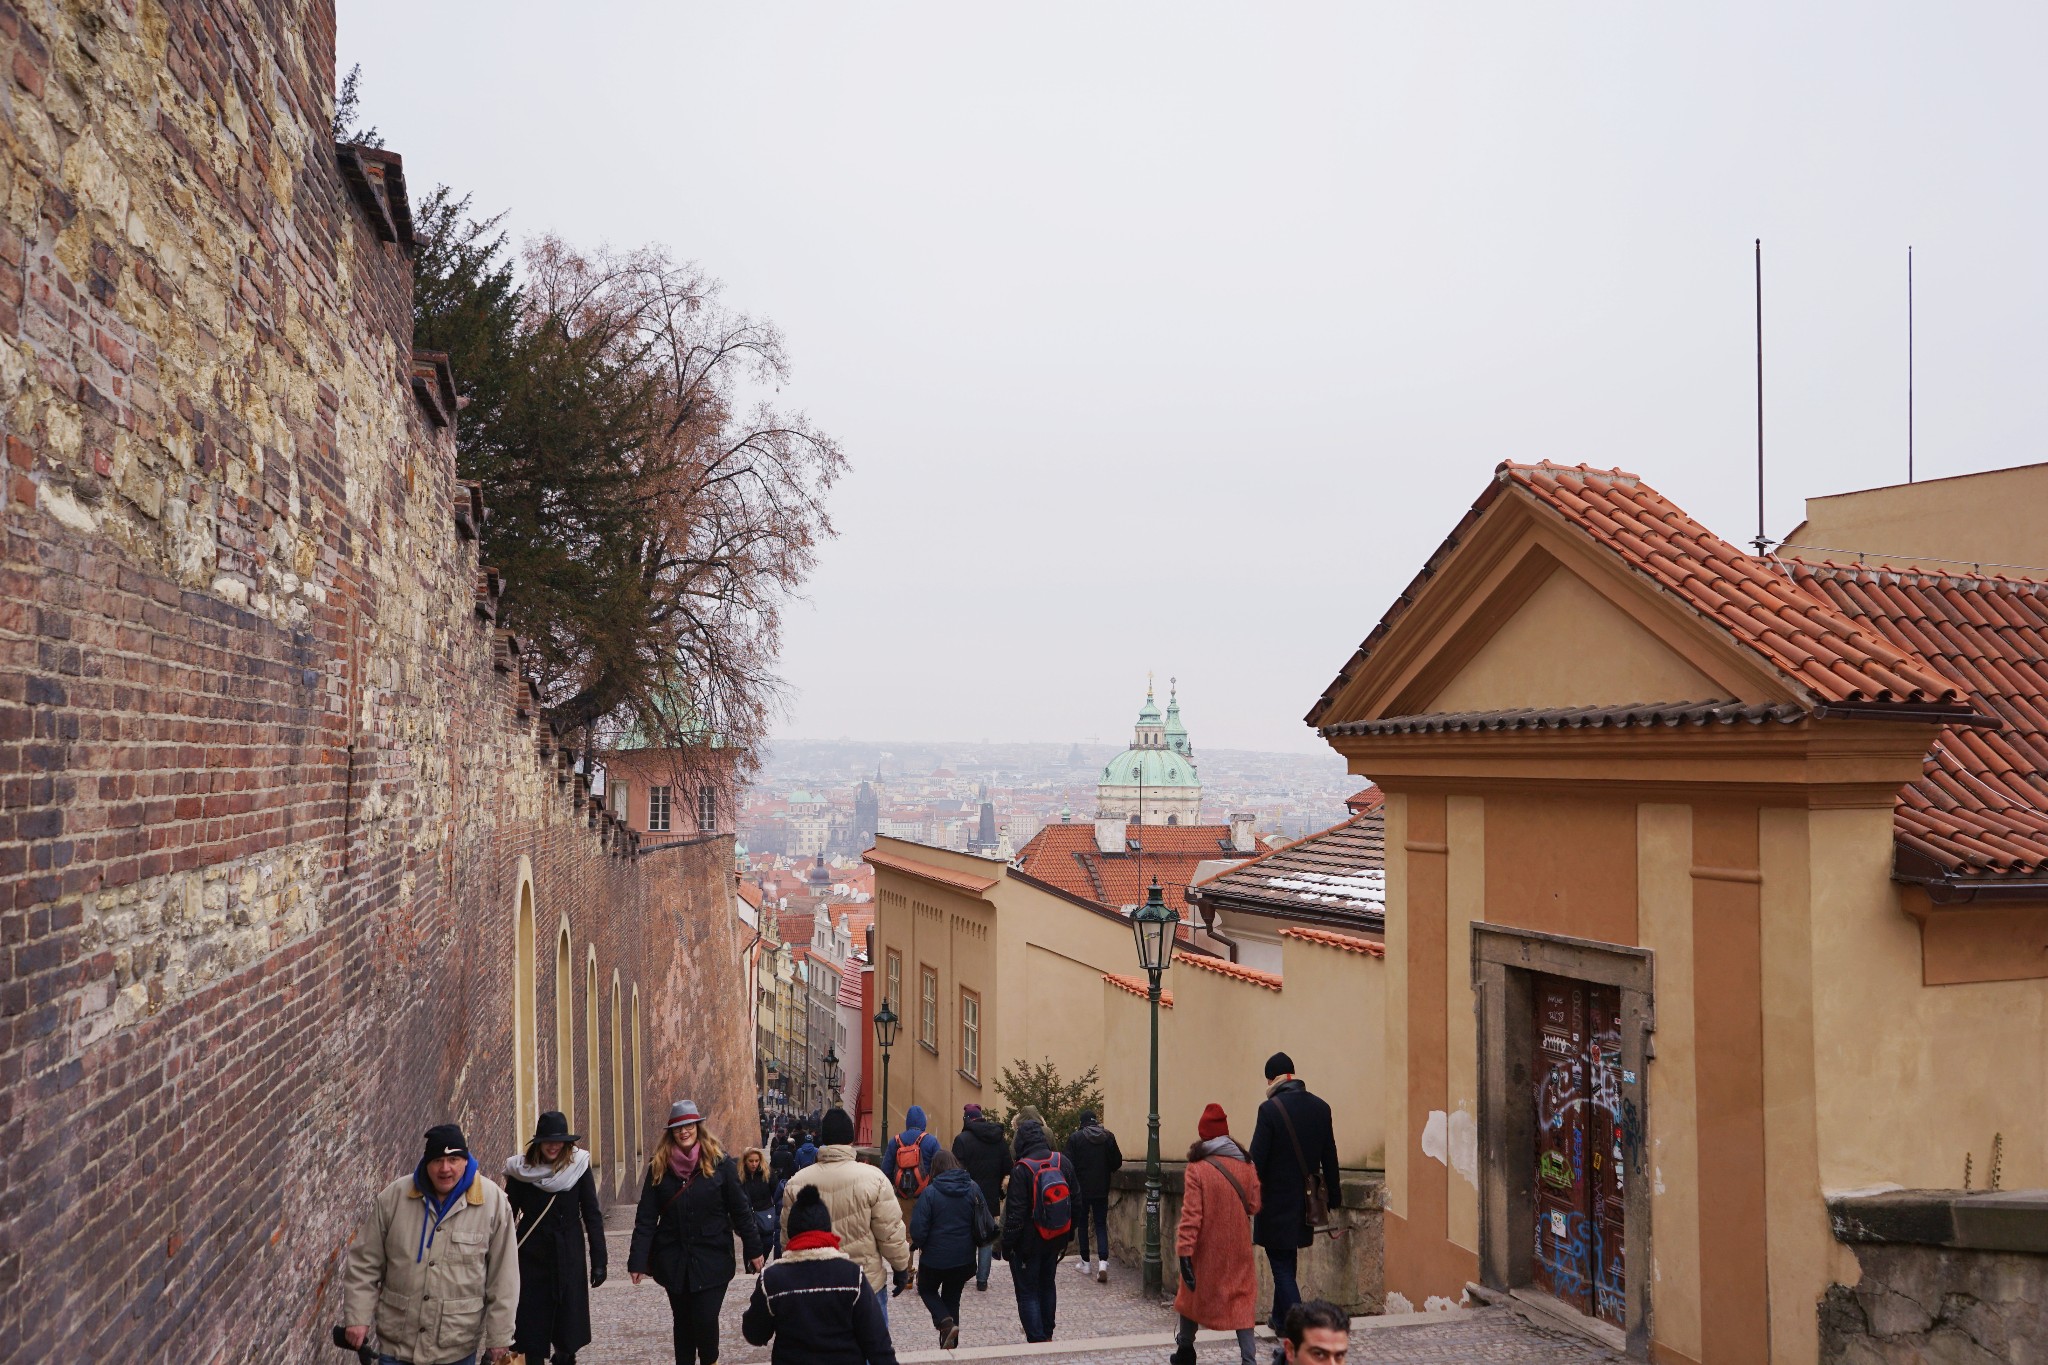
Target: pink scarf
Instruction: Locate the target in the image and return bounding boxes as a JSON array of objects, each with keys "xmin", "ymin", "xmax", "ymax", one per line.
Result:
[{"xmin": 668, "ymin": 1141, "xmax": 700, "ymax": 1181}]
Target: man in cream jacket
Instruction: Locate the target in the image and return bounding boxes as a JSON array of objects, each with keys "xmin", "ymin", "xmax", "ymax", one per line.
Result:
[{"xmin": 780, "ymin": 1107, "xmax": 912, "ymax": 1302}]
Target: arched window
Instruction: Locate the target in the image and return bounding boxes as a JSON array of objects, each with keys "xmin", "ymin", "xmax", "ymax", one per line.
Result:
[
  {"xmin": 631, "ymin": 986, "xmax": 645, "ymax": 1178},
  {"xmin": 514, "ymin": 863, "xmax": 538, "ymax": 1144},
  {"xmin": 556, "ymin": 922, "xmax": 574, "ymax": 1129},
  {"xmin": 1167, "ymin": 814, "xmax": 1179, "ymax": 826},
  {"xmin": 586, "ymin": 949, "xmax": 602, "ymax": 1170},
  {"xmin": 611, "ymin": 972, "xmax": 625, "ymax": 1190}
]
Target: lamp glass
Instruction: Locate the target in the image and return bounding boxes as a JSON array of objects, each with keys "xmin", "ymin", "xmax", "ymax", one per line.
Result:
[
  {"xmin": 1131, "ymin": 880, "xmax": 1175, "ymax": 974},
  {"xmin": 873, "ymin": 1002, "xmax": 899, "ymax": 1050}
]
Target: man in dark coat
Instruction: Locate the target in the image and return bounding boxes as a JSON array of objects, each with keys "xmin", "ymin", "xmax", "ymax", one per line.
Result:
[
  {"xmin": 951, "ymin": 1103, "xmax": 1011, "ymax": 1292},
  {"xmin": 1062, "ymin": 1109, "xmax": 1123, "ymax": 1283},
  {"xmin": 1248, "ymin": 1053, "xmax": 1341, "ymax": 1361},
  {"xmin": 1001, "ymin": 1118, "xmax": 1077, "ymax": 1343}
]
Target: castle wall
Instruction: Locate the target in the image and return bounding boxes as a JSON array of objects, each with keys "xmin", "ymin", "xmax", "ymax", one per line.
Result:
[{"xmin": 0, "ymin": 1, "xmax": 751, "ymax": 1358}]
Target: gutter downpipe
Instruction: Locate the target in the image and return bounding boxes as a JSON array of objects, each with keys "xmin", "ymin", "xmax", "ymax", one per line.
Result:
[{"xmin": 1186, "ymin": 889, "xmax": 1241, "ymax": 964}]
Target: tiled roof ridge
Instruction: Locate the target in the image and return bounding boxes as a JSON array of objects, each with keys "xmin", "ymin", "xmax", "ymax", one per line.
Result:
[
  {"xmin": 1785, "ymin": 556, "xmax": 2048, "ymax": 592},
  {"xmin": 1172, "ymin": 950, "xmax": 1283, "ymax": 991},
  {"xmin": 1279, "ymin": 925, "xmax": 1388, "ymax": 958},
  {"xmin": 1102, "ymin": 972, "xmax": 1174, "ymax": 1007},
  {"xmin": 1324, "ymin": 700, "xmax": 1807, "ymax": 736}
]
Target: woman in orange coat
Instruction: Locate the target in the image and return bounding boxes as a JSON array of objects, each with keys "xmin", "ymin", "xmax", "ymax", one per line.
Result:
[{"xmin": 1172, "ymin": 1103, "xmax": 1263, "ymax": 1365}]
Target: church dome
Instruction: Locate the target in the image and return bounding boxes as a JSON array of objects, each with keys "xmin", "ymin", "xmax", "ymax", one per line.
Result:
[{"xmin": 1101, "ymin": 746, "xmax": 1198, "ymax": 789}]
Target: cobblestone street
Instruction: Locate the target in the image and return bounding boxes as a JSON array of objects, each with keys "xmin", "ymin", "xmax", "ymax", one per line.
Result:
[{"xmin": 581, "ymin": 1217, "xmax": 1620, "ymax": 1364}]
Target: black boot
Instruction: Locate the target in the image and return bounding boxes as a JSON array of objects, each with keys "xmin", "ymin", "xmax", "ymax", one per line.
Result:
[{"xmin": 1169, "ymin": 1345, "xmax": 1197, "ymax": 1365}]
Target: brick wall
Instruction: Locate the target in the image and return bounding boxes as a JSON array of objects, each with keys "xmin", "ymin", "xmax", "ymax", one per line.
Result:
[{"xmin": 0, "ymin": 1, "xmax": 753, "ymax": 1359}]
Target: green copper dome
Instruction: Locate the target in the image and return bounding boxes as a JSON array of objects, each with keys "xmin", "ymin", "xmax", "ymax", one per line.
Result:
[{"xmin": 1101, "ymin": 746, "xmax": 1198, "ymax": 789}]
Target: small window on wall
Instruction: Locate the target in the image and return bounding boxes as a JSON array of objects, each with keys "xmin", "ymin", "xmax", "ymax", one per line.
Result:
[
  {"xmin": 697, "ymin": 787, "xmax": 717, "ymax": 832},
  {"xmin": 649, "ymin": 786, "xmax": 671, "ymax": 832},
  {"xmin": 919, "ymin": 965, "xmax": 938, "ymax": 1050},
  {"xmin": 960, "ymin": 988, "xmax": 980, "ymax": 1080},
  {"xmin": 612, "ymin": 780, "xmax": 627, "ymax": 825},
  {"xmin": 886, "ymin": 950, "xmax": 902, "ymax": 1013}
]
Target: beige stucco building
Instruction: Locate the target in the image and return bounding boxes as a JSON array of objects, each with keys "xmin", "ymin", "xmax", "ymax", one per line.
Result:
[
  {"xmin": 866, "ymin": 837, "xmax": 1387, "ymax": 1162},
  {"xmin": 1309, "ymin": 461, "xmax": 2048, "ymax": 1361}
]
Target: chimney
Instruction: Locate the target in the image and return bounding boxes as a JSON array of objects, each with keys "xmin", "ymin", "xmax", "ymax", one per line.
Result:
[
  {"xmin": 1095, "ymin": 817, "xmax": 1125, "ymax": 854},
  {"xmin": 1229, "ymin": 812, "xmax": 1257, "ymax": 854}
]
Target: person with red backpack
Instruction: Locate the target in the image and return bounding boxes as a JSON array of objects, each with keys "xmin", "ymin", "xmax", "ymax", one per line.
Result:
[
  {"xmin": 999, "ymin": 1117, "xmax": 1078, "ymax": 1342},
  {"xmin": 883, "ymin": 1105, "xmax": 942, "ymax": 1232}
]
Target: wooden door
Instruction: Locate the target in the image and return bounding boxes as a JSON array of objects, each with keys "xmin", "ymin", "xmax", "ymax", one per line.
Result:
[{"xmin": 1530, "ymin": 972, "xmax": 1626, "ymax": 1327}]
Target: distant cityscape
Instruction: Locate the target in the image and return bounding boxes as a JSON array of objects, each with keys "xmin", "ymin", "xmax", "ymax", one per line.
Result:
[{"xmin": 737, "ymin": 733, "xmax": 1361, "ymax": 876}]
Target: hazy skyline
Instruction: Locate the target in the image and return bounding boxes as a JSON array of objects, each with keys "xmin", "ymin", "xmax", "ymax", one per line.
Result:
[{"xmin": 342, "ymin": 2, "xmax": 2048, "ymax": 751}]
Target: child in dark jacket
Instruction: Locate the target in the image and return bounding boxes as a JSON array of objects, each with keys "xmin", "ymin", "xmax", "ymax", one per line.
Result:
[
  {"xmin": 908, "ymin": 1150, "xmax": 989, "ymax": 1349},
  {"xmin": 742, "ymin": 1185, "xmax": 898, "ymax": 1365}
]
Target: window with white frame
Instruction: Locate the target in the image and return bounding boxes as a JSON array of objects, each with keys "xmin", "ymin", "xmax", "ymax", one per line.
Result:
[
  {"xmin": 697, "ymin": 786, "xmax": 717, "ymax": 832},
  {"xmin": 960, "ymin": 988, "xmax": 980, "ymax": 1080},
  {"xmin": 919, "ymin": 965, "xmax": 938, "ymax": 1049},
  {"xmin": 649, "ymin": 785, "xmax": 671, "ymax": 832}
]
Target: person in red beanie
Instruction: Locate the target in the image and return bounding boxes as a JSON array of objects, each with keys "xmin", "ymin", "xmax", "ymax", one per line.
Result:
[{"xmin": 1171, "ymin": 1103, "xmax": 1263, "ymax": 1365}]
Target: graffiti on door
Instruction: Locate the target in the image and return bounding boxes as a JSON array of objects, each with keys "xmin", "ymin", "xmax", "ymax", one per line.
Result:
[{"xmin": 1530, "ymin": 973, "xmax": 1626, "ymax": 1328}]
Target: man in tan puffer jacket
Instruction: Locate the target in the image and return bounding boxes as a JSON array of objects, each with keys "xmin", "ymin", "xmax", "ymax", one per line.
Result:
[
  {"xmin": 781, "ymin": 1108, "xmax": 912, "ymax": 1299},
  {"xmin": 343, "ymin": 1123, "xmax": 518, "ymax": 1365}
]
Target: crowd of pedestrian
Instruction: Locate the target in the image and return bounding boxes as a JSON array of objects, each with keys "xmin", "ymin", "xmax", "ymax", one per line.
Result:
[{"xmin": 335, "ymin": 1050, "xmax": 1347, "ymax": 1365}]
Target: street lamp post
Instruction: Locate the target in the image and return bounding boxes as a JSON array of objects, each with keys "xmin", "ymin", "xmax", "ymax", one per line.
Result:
[
  {"xmin": 1131, "ymin": 879, "xmax": 1177, "ymax": 1300},
  {"xmin": 823, "ymin": 1045, "xmax": 843, "ymax": 1107},
  {"xmin": 872, "ymin": 1003, "xmax": 899, "ymax": 1147}
]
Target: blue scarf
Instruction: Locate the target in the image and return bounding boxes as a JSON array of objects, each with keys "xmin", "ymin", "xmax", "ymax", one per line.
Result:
[{"xmin": 413, "ymin": 1155, "xmax": 479, "ymax": 1262}]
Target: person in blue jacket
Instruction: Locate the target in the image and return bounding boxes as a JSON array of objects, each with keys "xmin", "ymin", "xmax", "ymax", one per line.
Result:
[
  {"xmin": 883, "ymin": 1105, "xmax": 942, "ymax": 1228},
  {"xmin": 907, "ymin": 1150, "xmax": 989, "ymax": 1350}
]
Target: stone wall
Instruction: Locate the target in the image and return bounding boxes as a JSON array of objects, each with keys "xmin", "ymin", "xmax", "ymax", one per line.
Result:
[
  {"xmin": 1820, "ymin": 1190, "xmax": 2048, "ymax": 1364},
  {"xmin": 0, "ymin": 0, "xmax": 753, "ymax": 1359},
  {"xmin": 1107, "ymin": 1164, "xmax": 1385, "ymax": 1316}
]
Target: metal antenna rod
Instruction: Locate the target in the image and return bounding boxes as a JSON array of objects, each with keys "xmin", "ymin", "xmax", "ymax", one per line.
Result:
[
  {"xmin": 1908, "ymin": 245, "xmax": 1915, "ymax": 484},
  {"xmin": 1752, "ymin": 239, "xmax": 1772, "ymax": 554}
]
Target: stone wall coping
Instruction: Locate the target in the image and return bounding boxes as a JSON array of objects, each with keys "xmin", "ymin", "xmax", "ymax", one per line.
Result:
[
  {"xmin": 1827, "ymin": 1188, "xmax": 2048, "ymax": 1255},
  {"xmin": 1109, "ymin": 1162, "xmax": 1383, "ymax": 1211}
]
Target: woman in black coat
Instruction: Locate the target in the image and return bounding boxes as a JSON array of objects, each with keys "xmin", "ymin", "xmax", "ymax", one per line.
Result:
[
  {"xmin": 503, "ymin": 1111, "xmax": 608, "ymax": 1365},
  {"xmin": 628, "ymin": 1102, "xmax": 766, "ymax": 1365}
]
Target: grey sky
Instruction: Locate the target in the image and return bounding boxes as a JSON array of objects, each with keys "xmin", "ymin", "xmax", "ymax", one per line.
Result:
[{"xmin": 342, "ymin": 3, "xmax": 2048, "ymax": 752}]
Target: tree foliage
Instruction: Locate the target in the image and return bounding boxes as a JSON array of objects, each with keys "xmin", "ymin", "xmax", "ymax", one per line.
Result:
[
  {"xmin": 991, "ymin": 1057, "xmax": 1106, "ymax": 1150},
  {"xmin": 332, "ymin": 64, "xmax": 382, "ymax": 147},
  {"xmin": 411, "ymin": 190, "xmax": 844, "ymax": 774}
]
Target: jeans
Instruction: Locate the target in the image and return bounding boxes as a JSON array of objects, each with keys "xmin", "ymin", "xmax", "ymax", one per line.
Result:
[
  {"xmin": 917, "ymin": 1261, "xmax": 973, "ymax": 1331},
  {"xmin": 1009, "ymin": 1247, "xmax": 1060, "ymax": 1342},
  {"xmin": 975, "ymin": 1239, "xmax": 995, "ymax": 1286},
  {"xmin": 1075, "ymin": 1195, "xmax": 1110, "ymax": 1263},
  {"xmin": 1180, "ymin": 1314, "xmax": 1257, "ymax": 1365},
  {"xmin": 665, "ymin": 1281, "xmax": 728, "ymax": 1364},
  {"xmin": 1266, "ymin": 1244, "xmax": 1302, "ymax": 1337}
]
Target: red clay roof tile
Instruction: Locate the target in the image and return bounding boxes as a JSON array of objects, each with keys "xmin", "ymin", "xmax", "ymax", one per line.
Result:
[
  {"xmin": 1013, "ymin": 823, "xmax": 1247, "ymax": 915},
  {"xmin": 1172, "ymin": 951, "xmax": 1283, "ymax": 991},
  {"xmin": 1102, "ymin": 973, "xmax": 1173, "ymax": 1007},
  {"xmin": 1278, "ymin": 925, "xmax": 1388, "ymax": 958}
]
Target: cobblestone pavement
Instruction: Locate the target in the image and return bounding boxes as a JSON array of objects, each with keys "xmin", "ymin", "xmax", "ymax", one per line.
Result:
[{"xmin": 581, "ymin": 1216, "xmax": 1619, "ymax": 1364}]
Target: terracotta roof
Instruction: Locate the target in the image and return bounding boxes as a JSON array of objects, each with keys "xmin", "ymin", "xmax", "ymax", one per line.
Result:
[
  {"xmin": 1344, "ymin": 787, "xmax": 1383, "ymax": 815},
  {"xmin": 736, "ymin": 880, "xmax": 763, "ymax": 910},
  {"xmin": 1173, "ymin": 950, "xmax": 1283, "ymax": 991},
  {"xmin": 1188, "ymin": 812, "xmax": 1386, "ymax": 930},
  {"xmin": 1793, "ymin": 562, "xmax": 2048, "ymax": 879},
  {"xmin": 1280, "ymin": 925, "xmax": 1387, "ymax": 958},
  {"xmin": 1324, "ymin": 701, "xmax": 1807, "ymax": 736},
  {"xmin": 836, "ymin": 960, "xmax": 868, "ymax": 1010},
  {"xmin": 1014, "ymin": 823, "xmax": 1248, "ymax": 915},
  {"xmin": 864, "ymin": 846, "xmax": 1001, "ymax": 896},
  {"xmin": 1102, "ymin": 973, "xmax": 1173, "ymax": 1008},
  {"xmin": 1309, "ymin": 462, "xmax": 1969, "ymax": 725}
]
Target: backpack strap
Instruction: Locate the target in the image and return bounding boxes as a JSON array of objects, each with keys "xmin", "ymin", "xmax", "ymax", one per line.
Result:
[{"xmin": 1200, "ymin": 1156, "xmax": 1253, "ymax": 1216}]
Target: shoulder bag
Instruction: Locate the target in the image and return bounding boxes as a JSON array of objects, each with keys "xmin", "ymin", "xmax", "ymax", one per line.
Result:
[
  {"xmin": 1272, "ymin": 1098, "xmax": 1331, "ymax": 1228},
  {"xmin": 1199, "ymin": 1156, "xmax": 1254, "ymax": 1220}
]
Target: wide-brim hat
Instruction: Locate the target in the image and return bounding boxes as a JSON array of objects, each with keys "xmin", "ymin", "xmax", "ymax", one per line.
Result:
[
  {"xmin": 666, "ymin": 1099, "xmax": 704, "ymax": 1130},
  {"xmin": 531, "ymin": 1110, "xmax": 581, "ymax": 1144}
]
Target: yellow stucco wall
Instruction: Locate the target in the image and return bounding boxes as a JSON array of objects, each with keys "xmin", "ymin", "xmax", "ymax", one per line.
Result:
[
  {"xmin": 1427, "ymin": 566, "xmax": 1724, "ymax": 713},
  {"xmin": 1807, "ymin": 806, "xmax": 2048, "ymax": 1195},
  {"xmin": 1637, "ymin": 803, "xmax": 1701, "ymax": 1362},
  {"xmin": 1785, "ymin": 461, "xmax": 2048, "ymax": 572},
  {"xmin": 1444, "ymin": 795, "xmax": 1484, "ymax": 1252}
]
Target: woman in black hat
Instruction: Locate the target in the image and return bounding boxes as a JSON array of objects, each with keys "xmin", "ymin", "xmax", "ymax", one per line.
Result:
[
  {"xmin": 629, "ymin": 1100, "xmax": 766, "ymax": 1365},
  {"xmin": 503, "ymin": 1110, "xmax": 607, "ymax": 1365}
]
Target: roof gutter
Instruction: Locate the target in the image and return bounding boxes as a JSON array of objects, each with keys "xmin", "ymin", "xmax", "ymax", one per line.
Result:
[
  {"xmin": 1811, "ymin": 701, "xmax": 1998, "ymax": 728},
  {"xmin": 1187, "ymin": 893, "xmax": 1242, "ymax": 964},
  {"xmin": 1893, "ymin": 845, "xmax": 2048, "ymax": 905}
]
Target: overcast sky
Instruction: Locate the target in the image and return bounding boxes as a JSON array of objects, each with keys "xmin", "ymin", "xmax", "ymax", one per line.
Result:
[{"xmin": 341, "ymin": 3, "xmax": 2048, "ymax": 753}]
